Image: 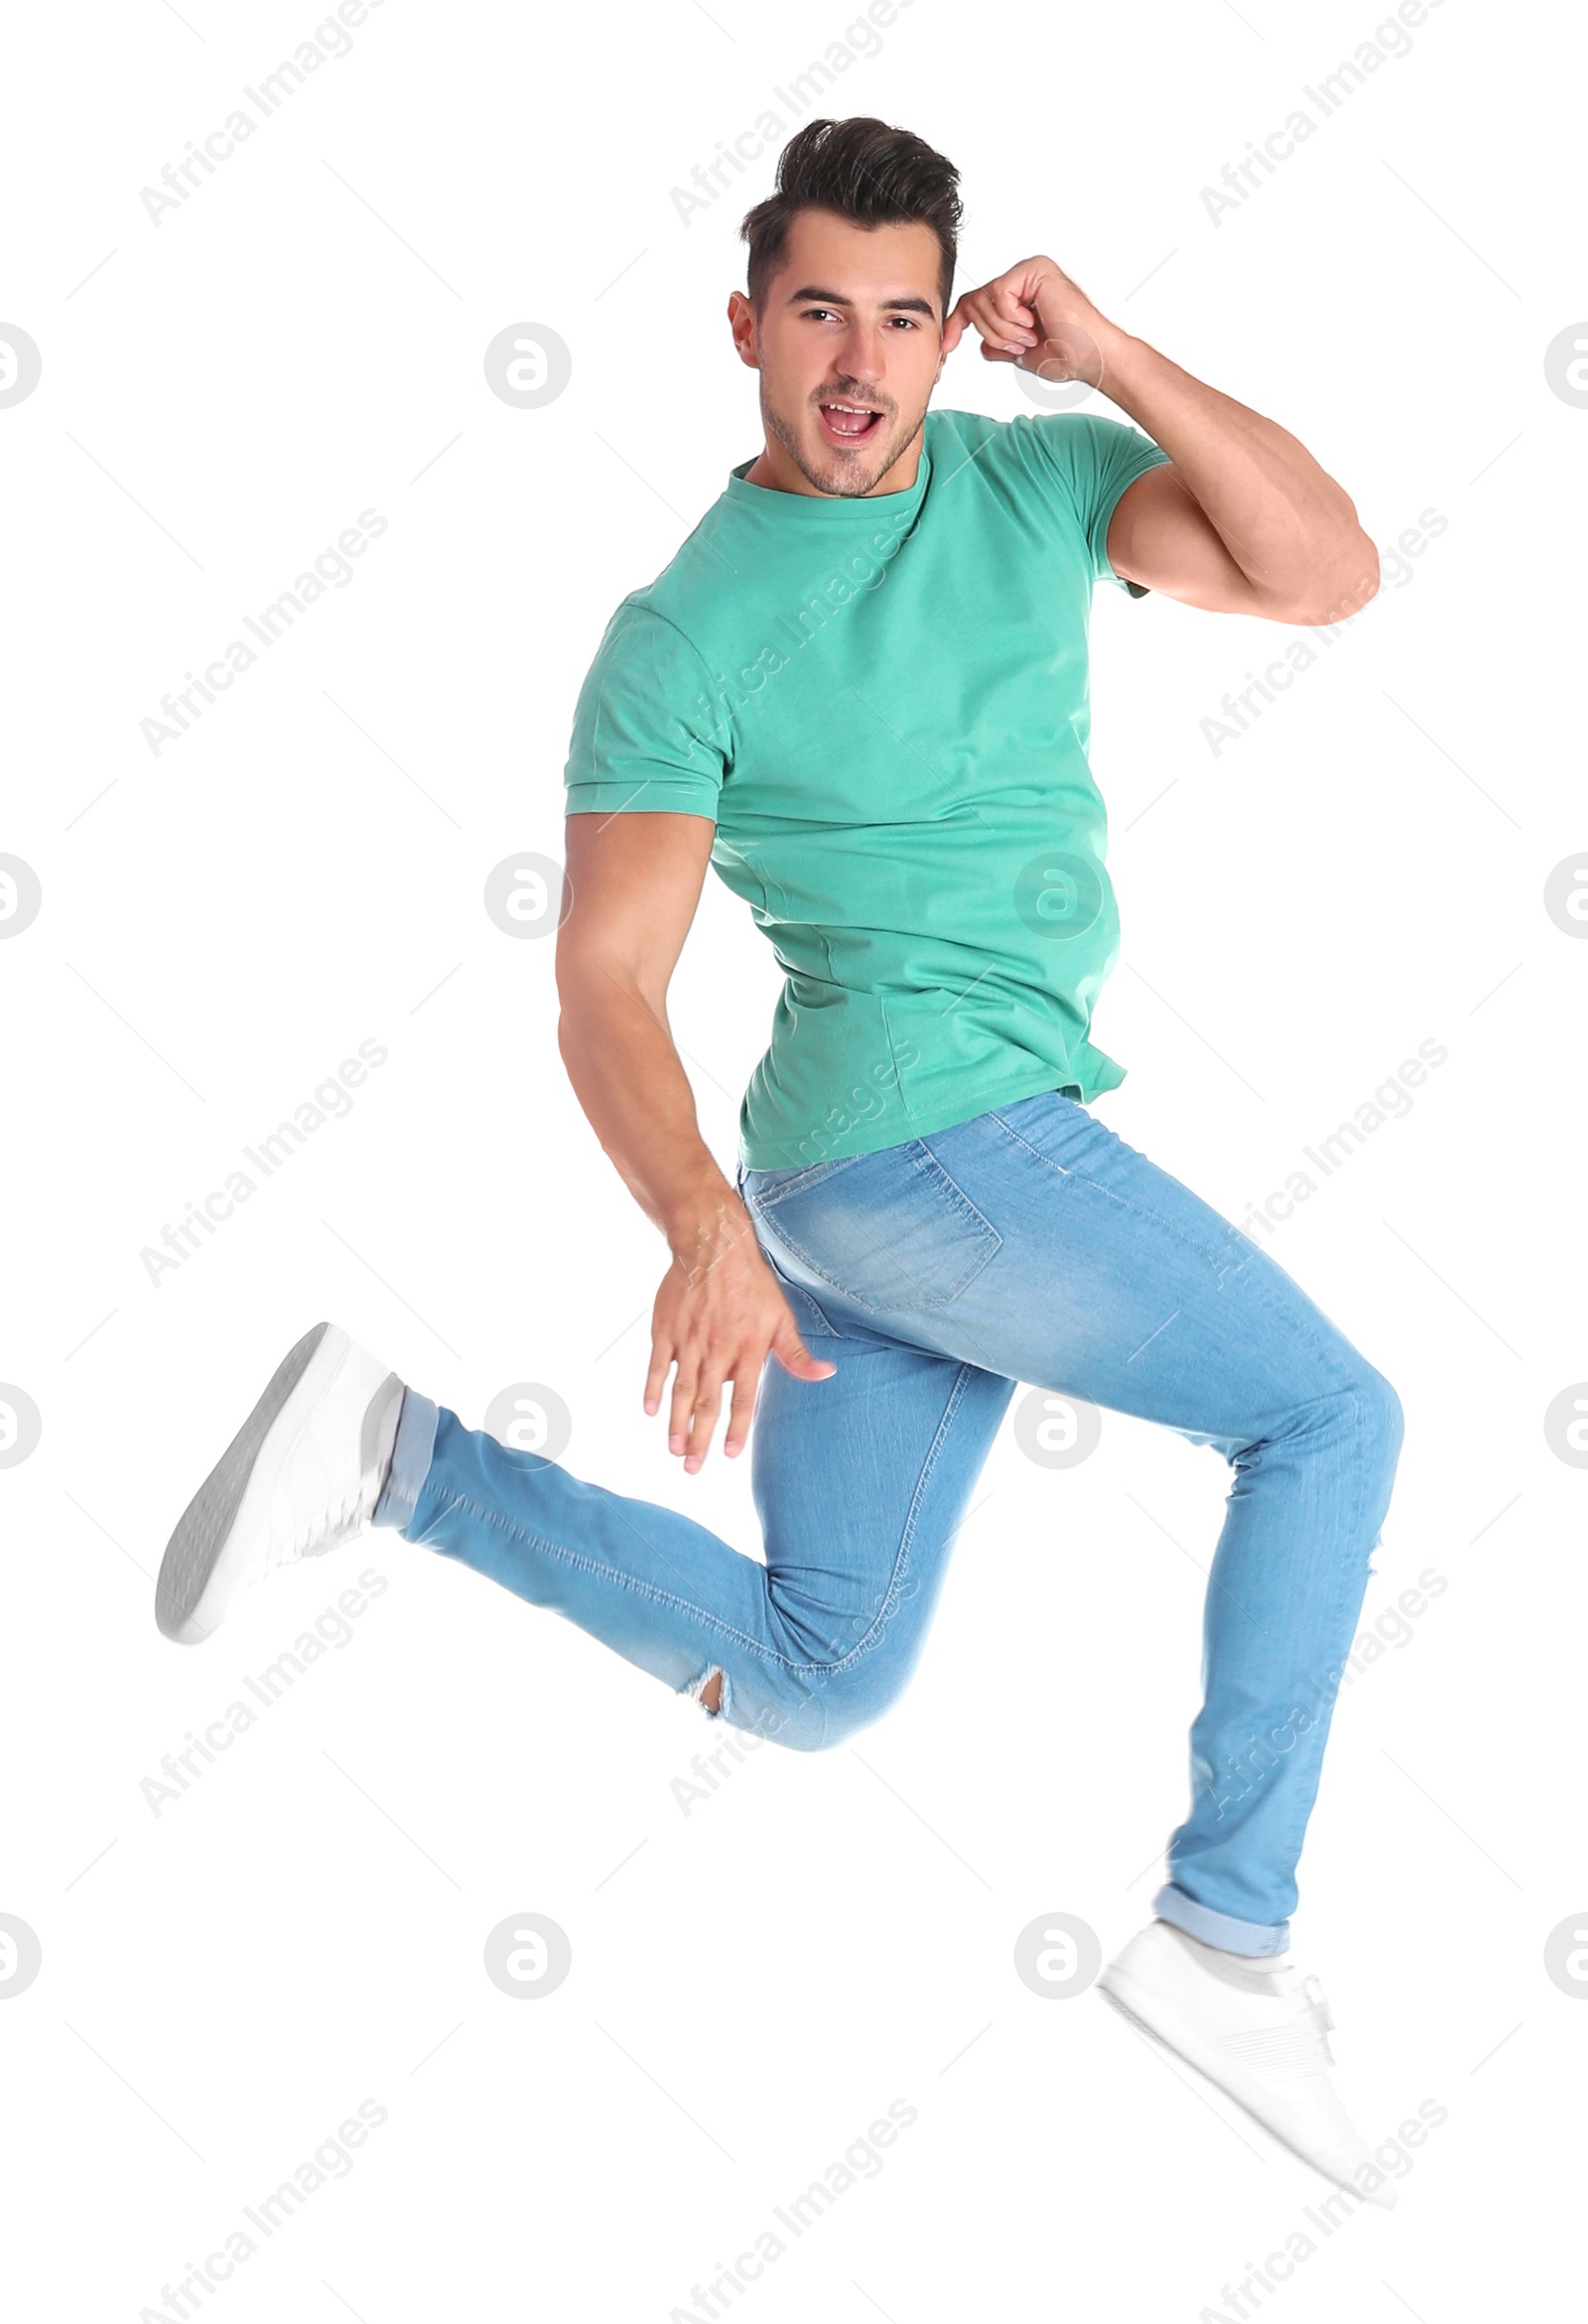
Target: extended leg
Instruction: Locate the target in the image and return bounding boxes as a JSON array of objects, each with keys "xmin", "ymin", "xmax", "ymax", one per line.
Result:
[{"xmin": 374, "ymin": 1268, "xmax": 1015, "ymax": 1751}]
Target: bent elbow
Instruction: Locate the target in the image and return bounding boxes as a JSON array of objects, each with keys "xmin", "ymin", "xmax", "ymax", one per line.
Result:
[
  {"xmin": 1274, "ymin": 531, "xmax": 1381, "ymax": 628},
  {"xmin": 1345, "ymin": 528, "xmax": 1381, "ymax": 610}
]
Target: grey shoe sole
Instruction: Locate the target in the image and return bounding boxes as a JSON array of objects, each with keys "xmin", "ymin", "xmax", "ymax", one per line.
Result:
[{"xmin": 154, "ymin": 1321, "xmax": 331, "ymax": 1643}]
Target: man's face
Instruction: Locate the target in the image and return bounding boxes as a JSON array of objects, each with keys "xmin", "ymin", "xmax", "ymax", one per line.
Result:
[{"xmin": 729, "ymin": 208, "xmax": 947, "ymax": 497}]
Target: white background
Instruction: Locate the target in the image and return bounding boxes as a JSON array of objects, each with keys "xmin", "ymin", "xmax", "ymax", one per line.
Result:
[{"xmin": 2, "ymin": 0, "xmax": 1584, "ymax": 2316}]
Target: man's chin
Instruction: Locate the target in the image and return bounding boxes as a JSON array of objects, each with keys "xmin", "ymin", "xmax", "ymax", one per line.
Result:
[
  {"xmin": 795, "ymin": 427, "xmax": 914, "ymax": 499},
  {"xmin": 808, "ymin": 463, "xmax": 884, "ymax": 499}
]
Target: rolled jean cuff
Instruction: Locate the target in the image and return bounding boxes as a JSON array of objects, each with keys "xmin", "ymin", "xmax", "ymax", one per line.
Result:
[
  {"xmin": 1151, "ymin": 1882, "xmax": 1291, "ymax": 1959},
  {"xmin": 372, "ymin": 1387, "xmax": 439, "ymax": 1532}
]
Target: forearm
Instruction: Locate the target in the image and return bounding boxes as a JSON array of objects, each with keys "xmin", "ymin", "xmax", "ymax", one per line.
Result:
[
  {"xmin": 557, "ymin": 969, "xmax": 749, "ymax": 1275},
  {"xmin": 1097, "ymin": 322, "xmax": 1374, "ymax": 615}
]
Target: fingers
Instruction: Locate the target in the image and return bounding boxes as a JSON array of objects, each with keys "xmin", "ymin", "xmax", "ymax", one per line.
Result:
[
  {"xmin": 971, "ymin": 309, "xmax": 1037, "ymax": 357},
  {"xmin": 656, "ymin": 1331, "xmax": 837, "ymax": 1472},
  {"xmin": 682, "ymin": 1366, "xmax": 728, "ymax": 1474},
  {"xmin": 722, "ymin": 1369, "xmax": 757, "ymax": 1462},
  {"xmin": 718, "ymin": 1324, "xmax": 823, "ymax": 1461},
  {"xmin": 976, "ymin": 288, "xmax": 1038, "ymax": 344},
  {"xmin": 666, "ymin": 1357, "xmax": 704, "ymax": 1462},
  {"xmin": 950, "ymin": 273, "xmax": 1042, "ymax": 360},
  {"xmin": 650, "ymin": 1249, "xmax": 843, "ymax": 1471},
  {"xmin": 643, "ymin": 1329, "xmax": 675, "ymax": 1418},
  {"xmin": 770, "ymin": 1318, "xmax": 838, "ymax": 1381},
  {"xmin": 664, "ymin": 1350, "xmax": 731, "ymax": 1474}
]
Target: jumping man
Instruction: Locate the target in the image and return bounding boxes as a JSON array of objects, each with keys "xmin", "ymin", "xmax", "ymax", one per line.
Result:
[{"xmin": 156, "ymin": 117, "xmax": 1404, "ymax": 2209}]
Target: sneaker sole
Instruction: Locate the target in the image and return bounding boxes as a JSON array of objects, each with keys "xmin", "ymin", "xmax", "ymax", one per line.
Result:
[
  {"xmin": 155, "ymin": 1321, "xmax": 332, "ymax": 1644},
  {"xmin": 1096, "ymin": 1972, "xmax": 1391, "ymax": 2206}
]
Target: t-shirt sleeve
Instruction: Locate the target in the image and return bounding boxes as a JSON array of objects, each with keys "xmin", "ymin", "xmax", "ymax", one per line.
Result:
[
  {"xmin": 564, "ymin": 601, "xmax": 728, "ymax": 819},
  {"xmin": 1019, "ymin": 410, "xmax": 1172, "ymax": 599}
]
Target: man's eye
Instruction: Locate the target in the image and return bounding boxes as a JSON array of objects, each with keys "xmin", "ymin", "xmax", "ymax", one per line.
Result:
[{"xmin": 799, "ymin": 309, "xmax": 918, "ymax": 327}]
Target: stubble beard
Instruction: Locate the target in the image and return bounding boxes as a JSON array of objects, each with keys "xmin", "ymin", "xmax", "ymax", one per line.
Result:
[{"xmin": 761, "ymin": 385, "xmax": 928, "ymax": 500}]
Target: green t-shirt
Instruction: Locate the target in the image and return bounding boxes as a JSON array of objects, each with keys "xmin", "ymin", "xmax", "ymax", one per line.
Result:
[{"xmin": 564, "ymin": 405, "xmax": 1170, "ymax": 1170}]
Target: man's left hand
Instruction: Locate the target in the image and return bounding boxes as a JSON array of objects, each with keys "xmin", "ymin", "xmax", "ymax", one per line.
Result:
[{"xmin": 943, "ymin": 256, "xmax": 1115, "ymax": 388}]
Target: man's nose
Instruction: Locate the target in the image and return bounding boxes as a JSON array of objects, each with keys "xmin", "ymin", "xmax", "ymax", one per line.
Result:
[{"xmin": 833, "ymin": 322, "xmax": 886, "ymax": 382}]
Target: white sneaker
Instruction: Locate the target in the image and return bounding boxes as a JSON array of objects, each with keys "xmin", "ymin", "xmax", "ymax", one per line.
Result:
[
  {"xmin": 1098, "ymin": 1918, "xmax": 1395, "ymax": 2209},
  {"xmin": 155, "ymin": 1322, "xmax": 405, "ymax": 1645}
]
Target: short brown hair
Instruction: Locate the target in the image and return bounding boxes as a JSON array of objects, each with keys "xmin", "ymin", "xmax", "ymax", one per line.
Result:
[{"xmin": 739, "ymin": 117, "xmax": 963, "ymax": 319}]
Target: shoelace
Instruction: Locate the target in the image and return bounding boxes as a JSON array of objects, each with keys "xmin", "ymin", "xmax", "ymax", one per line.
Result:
[
  {"xmin": 264, "ymin": 1482, "xmax": 367, "ymax": 1575},
  {"xmin": 259, "ymin": 1384, "xmax": 376, "ymax": 1575},
  {"xmin": 1289, "ymin": 1971, "xmax": 1337, "ymax": 2065}
]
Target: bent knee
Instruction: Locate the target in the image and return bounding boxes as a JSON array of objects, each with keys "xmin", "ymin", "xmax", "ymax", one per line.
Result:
[
  {"xmin": 688, "ymin": 1658, "xmax": 902, "ymax": 1753},
  {"xmin": 1352, "ymin": 1362, "xmax": 1404, "ymax": 1469},
  {"xmin": 774, "ymin": 1684, "xmax": 889, "ymax": 1752}
]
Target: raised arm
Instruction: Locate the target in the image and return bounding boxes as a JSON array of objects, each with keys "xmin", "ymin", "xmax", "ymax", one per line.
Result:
[
  {"xmin": 945, "ymin": 255, "xmax": 1379, "ymax": 626},
  {"xmin": 557, "ymin": 810, "xmax": 836, "ymax": 1471}
]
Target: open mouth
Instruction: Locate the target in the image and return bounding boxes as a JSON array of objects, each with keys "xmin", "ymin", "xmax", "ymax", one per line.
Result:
[{"xmin": 817, "ymin": 399, "xmax": 884, "ymax": 447}]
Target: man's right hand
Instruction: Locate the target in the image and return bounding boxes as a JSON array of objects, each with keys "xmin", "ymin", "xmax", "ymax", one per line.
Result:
[
  {"xmin": 644, "ymin": 1196, "xmax": 837, "ymax": 1472},
  {"xmin": 557, "ymin": 809, "xmax": 837, "ymax": 1471}
]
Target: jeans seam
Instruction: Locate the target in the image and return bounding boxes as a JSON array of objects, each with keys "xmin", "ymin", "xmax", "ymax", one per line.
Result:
[
  {"xmin": 1261, "ymin": 1381, "xmax": 1382, "ymax": 1879},
  {"xmin": 757, "ymin": 1158, "xmax": 1001, "ymax": 1315},
  {"xmin": 419, "ymin": 1378, "xmax": 971, "ymax": 1680},
  {"xmin": 751, "ymin": 1152, "xmax": 867, "ymax": 1208},
  {"xmin": 1183, "ymin": 1379, "xmax": 1388, "ymax": 1915},
  {"xmin": 843, "ymin": 1358, "xmax": 979, "ymax": 1671},
  {"xmin": 987, "ymin": 1105, "xmax": 1224, "ymax": 1278},
  {"xmin": 909, "ymin": 1144, "xmax": 1005, "ymax": 1252},
  {"xmin": 752, "ymin": 1237, "xmax": 844, "ymax": 1338},
  {"xmin": 990, "ymin": 1104, "xmax": 1367, "ymax": 1399},
  {"xmin": 424, "ymin": 1494, "xmax": 802, "ymax": 1667}
]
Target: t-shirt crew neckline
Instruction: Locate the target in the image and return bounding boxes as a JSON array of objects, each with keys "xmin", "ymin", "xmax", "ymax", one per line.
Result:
[{"xmin": 726, "ymin": 432, "xmax": 933, "ymax": 521}]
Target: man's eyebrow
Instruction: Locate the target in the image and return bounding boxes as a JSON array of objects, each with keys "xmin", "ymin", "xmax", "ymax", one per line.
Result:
[{"xmin": 785, "ymin": 285, "xmax": 938, "ymax": 317}]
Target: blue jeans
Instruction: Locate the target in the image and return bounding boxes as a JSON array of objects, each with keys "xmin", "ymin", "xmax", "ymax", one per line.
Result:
[{"xmin": 373, "ymin": 1089, "xmax": 1401, "ymax": 1957}]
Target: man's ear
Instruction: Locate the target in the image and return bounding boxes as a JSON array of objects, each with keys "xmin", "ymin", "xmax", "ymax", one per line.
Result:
[{"xmin": 728, "ymin": 290, "xmax": 760, "ymax": 370}]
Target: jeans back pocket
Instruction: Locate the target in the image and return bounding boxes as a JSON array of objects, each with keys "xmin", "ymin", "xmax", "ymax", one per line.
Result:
[{"xmin": 748, "ymin": 1141, "xmax": 1001, "ymax": 1315}]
